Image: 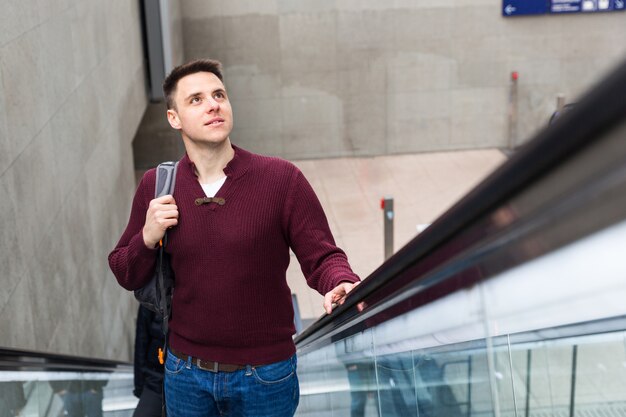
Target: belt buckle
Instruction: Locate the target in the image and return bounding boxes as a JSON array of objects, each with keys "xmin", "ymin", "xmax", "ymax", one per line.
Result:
[{"xmin": 197, "ymin": 358, "xmax": 219, "ymax": 373}]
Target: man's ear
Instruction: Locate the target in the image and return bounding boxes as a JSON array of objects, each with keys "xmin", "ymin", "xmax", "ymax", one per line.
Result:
[{"xmin": 167, "ymin": 109, "xmax": 182, "ymax": 130}]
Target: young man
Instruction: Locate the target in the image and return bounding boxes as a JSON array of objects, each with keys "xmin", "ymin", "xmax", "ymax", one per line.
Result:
[{"xmin": 108, "ymin": 59, "xmax": 360, "ymax": 416}]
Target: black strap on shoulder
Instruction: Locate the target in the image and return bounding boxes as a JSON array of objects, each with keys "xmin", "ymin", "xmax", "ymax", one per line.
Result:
[
  {"xmin": 154, "ymin": 161, "xmax": 178, "ymax": 336},
  {"xmin": 155, "ymin": 161, "xmax": 178, "ymax": 417}
]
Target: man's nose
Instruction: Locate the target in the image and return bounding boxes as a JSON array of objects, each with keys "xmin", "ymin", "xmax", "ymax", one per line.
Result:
[{"xmin": 205, "ymin": 98, "xmax": 219, "ymax": 112}]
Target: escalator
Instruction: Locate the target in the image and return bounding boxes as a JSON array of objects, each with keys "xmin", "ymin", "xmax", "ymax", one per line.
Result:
[{"xmin": 294, "ymin": 56, "xmax": 626, "ymax": 417}]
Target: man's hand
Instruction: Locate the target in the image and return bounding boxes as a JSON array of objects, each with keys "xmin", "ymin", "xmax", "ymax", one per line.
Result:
[
  {"xmin": 143, "ymin": 194, "xmax": 178, "ymax": 248},
  {"xmin": 324, "ymin": 281, "xmax": 361, "ymax": 314}
]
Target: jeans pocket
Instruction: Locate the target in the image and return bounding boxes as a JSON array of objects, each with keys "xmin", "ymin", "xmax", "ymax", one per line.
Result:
[
  {"xmin": 252, "ymin": 356, "xmax": 296, "ymax": 385},
  {"xmin": 164, "ymin": 350, "xmax": 185, "ymax": 375}
]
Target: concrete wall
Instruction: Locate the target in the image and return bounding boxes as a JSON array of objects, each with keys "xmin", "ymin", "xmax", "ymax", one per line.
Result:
[
  {"xmin": 179, "ymin": 0, "xmax": 626, "ymax": 159},
  {"xmin": 0, "ymin": 0, "xmax": 148, "ymax": 361}
]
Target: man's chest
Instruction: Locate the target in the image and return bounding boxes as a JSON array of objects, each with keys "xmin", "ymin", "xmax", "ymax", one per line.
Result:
[{"xmin": 165, "ymin": 190, "xmax": 287, "ymax": 258}]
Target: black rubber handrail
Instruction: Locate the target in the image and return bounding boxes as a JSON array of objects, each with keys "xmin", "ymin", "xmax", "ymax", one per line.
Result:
[
  {"xmin": 295, "ymin": 55, "xmax": 626, "ymax": 347},
  {"xmin": 0, "ymin": 347, "xmax": 132, "ymax": 372}
]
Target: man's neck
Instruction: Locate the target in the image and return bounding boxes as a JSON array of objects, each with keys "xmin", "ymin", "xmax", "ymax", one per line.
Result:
[{"xmin": 185, "ymin": 138, "xmax": 235, "ymax": 183}]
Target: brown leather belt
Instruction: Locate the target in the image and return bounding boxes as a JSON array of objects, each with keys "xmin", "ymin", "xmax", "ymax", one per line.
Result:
[{"xmin": 169, "ymin": 347, "xmax": 247, "ymax": 373}]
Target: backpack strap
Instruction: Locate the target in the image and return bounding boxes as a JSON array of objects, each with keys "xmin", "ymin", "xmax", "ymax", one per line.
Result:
[
  {"xmin": 154, "ymin": 161, "xmax": 178, "ymax": 336},
  {"xmin": 155, "ymin": 161, "xmax": 178, "ymax": 198},
  {"xmin": 154, "ymin": 161, "xmax": 179, "ymax": 247}
]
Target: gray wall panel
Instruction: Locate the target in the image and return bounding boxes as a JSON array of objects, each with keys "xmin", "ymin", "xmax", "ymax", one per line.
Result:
[
  {"xmin": 0, "ymin": 0, "xmax": 148, "ymax": 361},
  {"xmin": 174, "ymin": 0, "xmax": 626, "ymax": 158}
]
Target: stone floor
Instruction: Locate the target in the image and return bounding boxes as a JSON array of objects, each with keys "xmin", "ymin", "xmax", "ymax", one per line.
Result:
[{"xmin": 287, "ymin": 148, "xmax": 508, "ymax": 322}]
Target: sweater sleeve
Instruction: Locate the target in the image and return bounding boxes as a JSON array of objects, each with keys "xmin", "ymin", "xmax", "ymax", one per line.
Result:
[
  {"xmin": 108, "ymin": 171, "xmax": 159, "ymax": 291},
  {"xmin": 284, "ymin": 168, "xmax": 360, "ymax": 296}
]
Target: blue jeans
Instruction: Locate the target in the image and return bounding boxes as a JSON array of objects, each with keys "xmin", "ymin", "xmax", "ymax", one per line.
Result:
[{"xmin": 164, "ymin": 350, "xmax": 299, "ymax": 416}]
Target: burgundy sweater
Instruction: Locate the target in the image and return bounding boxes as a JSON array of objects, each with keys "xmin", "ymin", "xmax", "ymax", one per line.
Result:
[{"xmin": 109, "ymin": 146, "xmax": 359, "ymax": 365}]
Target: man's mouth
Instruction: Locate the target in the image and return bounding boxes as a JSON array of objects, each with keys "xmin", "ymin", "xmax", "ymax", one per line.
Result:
[{"xmin": 205, "ymin": 118, "xmax": 225, "ymax": 126}]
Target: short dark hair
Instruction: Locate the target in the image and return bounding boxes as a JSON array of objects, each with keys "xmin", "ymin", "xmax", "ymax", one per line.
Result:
[{"xmin": 162, "ymin": 59, "xmax": 224, "ymax": 109}]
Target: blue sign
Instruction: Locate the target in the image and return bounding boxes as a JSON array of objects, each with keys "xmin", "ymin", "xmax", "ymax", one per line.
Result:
[
  {"xmin": 503, "ymin": 0, "xmax": 625, "ymax": 16},
  {"xmin": 503, "ymin": 0, "xmax": 547, "ymax": 16}
]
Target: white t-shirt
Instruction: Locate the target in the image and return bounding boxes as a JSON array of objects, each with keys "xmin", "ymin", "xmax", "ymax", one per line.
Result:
[{"xmin": 200, "ymin": 176, "xmax": 227, "ymax": 198}]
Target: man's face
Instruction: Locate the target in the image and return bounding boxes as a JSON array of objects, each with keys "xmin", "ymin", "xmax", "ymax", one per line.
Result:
[{"xmin": 167, "ymin": 71, "xmax": 234, "ymax": 146}]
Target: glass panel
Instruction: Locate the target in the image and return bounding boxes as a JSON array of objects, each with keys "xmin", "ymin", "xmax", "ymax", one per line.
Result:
[
  {"xmin": 376, "ymin": 351, "xmax": 418, "ymax": 416},
  {"xmin": 103, "ymin": 369, "xmax": 136, "ymax": 416},
  {"xmin": 297, "ymin": 314, "xmax": 626, "ymax": 416},
  {"xmin": 508, "ymin": 331, "xmax": 626, "ymax": 416},
  {"xmin": 297, "ymin": 345, "xmax": 336, "ymax": 416},
  {"xmin": 342, "ymin": 330, "xmax": 379, "ymax": 417},
  {"xmin": 345, "ymin": 358, "xmax": 379, "ymax": 417},
  {"xmin": 373, "ymin": 340, "xmax": 496, "ymax": 417},
  {"xmin": 491, "ymin": 336, "xmax": 518, "ymax": 417},
  {"xmin": 0, "ymin": 380, "xmax": 27, "ymax": 416},
  {"xmin": 419, "ymin": 349, "xmax": 473, "ymax": 417},
  {"xmin": 506, "ymin": 346, "xmax": 532, "ymax": 417},
  {"xmin": 434, "ymin": 342, "xmax": 494, "ymax": 417},
  {"xmin": 48, "ymin": 373, "xmax": 109, "ymax": 417},
  {"xmin": 33, "ymin": 379, "xmax": 54, "ymax": 417},
  {"xmin": 0, "ymin": 370, "xmax": 134, "ymax": 417},
  {"xmin": 574, "ymin": 333, "xmax": 626, "ymax": 414},
  {"xmin": 371, "ymin": 283, "xmax": 492, "ymax": 417},
  {"xmin": 515, "ymin": 341, "xmax": 571, "ymax": 416},
  {"xmin": 296, "ymin": 329, "xmax": 377, "ymax": 417}
]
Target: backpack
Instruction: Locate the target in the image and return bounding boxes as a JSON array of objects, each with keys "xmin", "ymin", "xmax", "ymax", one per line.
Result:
[{"xmin": 134, "ymin": 161, "xmax": 178, "ymax": 335}]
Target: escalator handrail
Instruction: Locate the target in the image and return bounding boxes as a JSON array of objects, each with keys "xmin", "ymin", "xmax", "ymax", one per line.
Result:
[{"xmin": 0, "ymin": 347, "xmax": 132, "ymax": 372}]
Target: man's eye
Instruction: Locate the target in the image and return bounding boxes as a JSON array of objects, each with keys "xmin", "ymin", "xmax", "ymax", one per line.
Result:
[
  {"xmin": 191, "ymin": 97, "xmax": 201, "ymax": 103},
  {"xmin": 214, "ymin": 92, "xmax": 224, "ymax": 99}
]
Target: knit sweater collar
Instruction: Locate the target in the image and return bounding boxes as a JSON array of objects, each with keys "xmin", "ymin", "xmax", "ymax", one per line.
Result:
[{"xmin": 180, "ymin": 144, "xmax": 250, "ymax": 180}]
